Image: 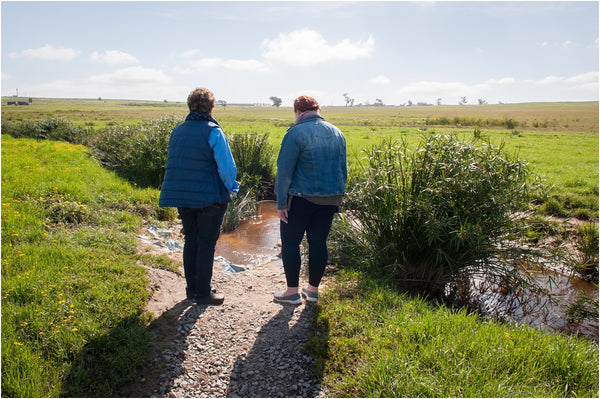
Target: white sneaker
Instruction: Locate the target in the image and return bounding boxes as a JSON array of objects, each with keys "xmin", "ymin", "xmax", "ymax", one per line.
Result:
[
  {"xmin": 302, "ymin": 287, "xmax": 318, "ymax": 302},
  {"xmin": 273, "ymin": 292, "xmax": 302, "ymax": 305}
]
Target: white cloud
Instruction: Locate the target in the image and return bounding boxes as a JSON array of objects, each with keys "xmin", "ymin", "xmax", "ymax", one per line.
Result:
[
  {"xmin": 370, "ymin": 75, "xmax": 391, "ymax": 85},
  {"xmin": 536, "ymin": 75, "xmax": 562, "ymax": 85},
  {"xmin": 8, "ymin": 44, "xmax": 79, "ymax": 61},
  {"xmin": 398, "ymin": 81, "xmax": 477, "ymax": 96},
  {"xmin": 485, "ymin": 77, "xmax": 516, "ymax": 85},
  {"xmin": 565, "ymin": 71, "xmax": 598, "ymax": 84},
  {"xmin": 89, "ymin": 66, "xmax": 172, "ymax": 86},
  {"xmin": 260, "ymin": 28, "xmax": 374, "ymax": 66},
  {"xmin": 395, "ymin": 72, "xmax": 599, "ymax": 104},
  {"xmin": 395, "ymin": 79, "xmax": 514, "ymax": 104},
  {"xmin": 222, "ymin": 59, "xmax": 270, "ymax": 72},
  {"xmin": 531, "ymin": 71, "xmax": 598, "ymax": 85},
  {"xmin": 20, "ymin": 75, "xmax": 187, "ymax": 101},
  {"xmin": 186, "ymin": 57, "xmax": 270, "ymax": 72},
  {"xmin": 183, "ymin": 49, "xmax": 202, "ymax": 58},
  {"xmin": 91, "ymin": 50, "xmax": 138, "ymax": 65},
  {"xmin": 562, "ymin": 39, "xmax": 574, "ymax": 48}
]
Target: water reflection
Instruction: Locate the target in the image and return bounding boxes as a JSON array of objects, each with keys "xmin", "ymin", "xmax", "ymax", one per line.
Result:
[
  {"xmin": 474, "ymin": 268, "xmax": 598, "ymax": 341},
  {"xmin": 216, "ymin": 201, "xmax": 281, "ymax": 267}
]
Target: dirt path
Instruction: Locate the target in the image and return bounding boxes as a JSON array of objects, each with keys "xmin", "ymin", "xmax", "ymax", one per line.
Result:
[{"xmin": 118, "ymin": 223, "xmax": 327, "ymax": 398}]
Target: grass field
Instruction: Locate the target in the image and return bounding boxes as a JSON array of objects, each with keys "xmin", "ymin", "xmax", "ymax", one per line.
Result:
[
  {"xmin": 2, "ymin": 97, "xmax": 598, "ymax": 131},
  {"xmin": 3, "ymin": 98, "xmax": 598, "ymax": 218}
]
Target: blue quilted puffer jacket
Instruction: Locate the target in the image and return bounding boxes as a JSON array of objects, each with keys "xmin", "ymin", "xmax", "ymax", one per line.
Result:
[{"xmin": 159, "ymin": 112, "xmax": 231, "ymax": 209}]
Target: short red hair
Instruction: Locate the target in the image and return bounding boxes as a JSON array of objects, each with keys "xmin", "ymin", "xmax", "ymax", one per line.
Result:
[{"xmin": 293, "ymin": 96, "xmax": 321, "ymax": 113}]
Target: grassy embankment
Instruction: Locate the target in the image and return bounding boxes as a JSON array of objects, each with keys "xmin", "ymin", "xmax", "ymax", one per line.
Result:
[
  {"xmin": 1, "ymin": 135, "xmax": 176, "ymax": 397},
  {"xmin": 309, "ymin": 270, "xmax": 599, "ymax": 397},
  {"xmin": 1, "ymin": 99, "xmax": 598, "ymax": 397}
]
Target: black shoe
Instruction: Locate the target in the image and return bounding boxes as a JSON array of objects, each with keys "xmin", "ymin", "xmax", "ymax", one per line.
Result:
[
  {"xmin": 194, "ymin": 292, "xmax": 225, "ymax": 305},
  {"xmin": 187, "ymin": 288, "xmax": 217, "ymax": 301}
]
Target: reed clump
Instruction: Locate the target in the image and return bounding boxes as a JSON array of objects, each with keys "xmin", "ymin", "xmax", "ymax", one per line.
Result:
[{"xmin": 335, "ymin": 135, "xmax": 542, "ymax": 299}]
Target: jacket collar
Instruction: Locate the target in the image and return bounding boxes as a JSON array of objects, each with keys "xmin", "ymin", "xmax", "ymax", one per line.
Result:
[{"xmin": 296, "ymin": 114, "xmax": 324, "ymax": 125}]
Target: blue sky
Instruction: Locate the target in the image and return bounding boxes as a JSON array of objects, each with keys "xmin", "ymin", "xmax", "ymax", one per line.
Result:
[{"xmin": 2, "ymin": 1, "xmax": 598, "ymax": 106}]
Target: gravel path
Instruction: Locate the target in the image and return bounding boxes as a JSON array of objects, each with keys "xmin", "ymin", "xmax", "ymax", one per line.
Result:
[{"xmin": 118, "ymin": 223, "xmax": 327, "ymax": 398}]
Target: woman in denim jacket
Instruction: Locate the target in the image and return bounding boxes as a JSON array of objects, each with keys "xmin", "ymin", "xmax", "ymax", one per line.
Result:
[{"xmin": 274, "ymin": 96, "xmax": 347, "ymax": 305}]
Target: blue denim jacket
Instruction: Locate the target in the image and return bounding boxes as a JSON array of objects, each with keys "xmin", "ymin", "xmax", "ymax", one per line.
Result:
[{"xmin": 275, "ymin": 115, "xmax": 347, "ymax": 210}]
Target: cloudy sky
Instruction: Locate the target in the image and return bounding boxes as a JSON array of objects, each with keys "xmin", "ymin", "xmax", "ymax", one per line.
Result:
[{"xmin": 1, "ymin": 1, "xmax": 598, "ymax": 106}]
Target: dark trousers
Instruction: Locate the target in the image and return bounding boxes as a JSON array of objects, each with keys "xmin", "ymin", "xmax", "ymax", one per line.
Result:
[
  {"xmin": 178, "ymin": 204, "xmax": 227, "ymax": 299},
  {"xmin": 280, "ymin": 196, "xmax": 337, "ymax": 288}
]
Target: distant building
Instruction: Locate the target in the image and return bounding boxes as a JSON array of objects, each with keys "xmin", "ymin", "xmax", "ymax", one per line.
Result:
[{"xmin": 7, "ymin": 97, "xmax": 32, "ymax": 106}]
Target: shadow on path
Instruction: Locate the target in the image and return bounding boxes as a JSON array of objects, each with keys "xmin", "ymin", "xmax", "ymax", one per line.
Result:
[
  {"xmin": 226, "ymin": 304, "xmax": 322, "ymax": 397},
  {"xmin": 116, "ymin": 300, "xmax": 206, "ymax": 397}
]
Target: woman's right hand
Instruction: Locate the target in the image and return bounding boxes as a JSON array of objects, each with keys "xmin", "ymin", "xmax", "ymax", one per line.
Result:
[{"xmin": 278, "ymin": 209, "xmax": 288, "ymax": 224}]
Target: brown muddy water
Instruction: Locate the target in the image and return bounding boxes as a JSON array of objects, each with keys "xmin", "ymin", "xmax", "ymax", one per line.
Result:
[{"xmin": 215, "ymin": 201, "xmax": 281, "ymax": 267}]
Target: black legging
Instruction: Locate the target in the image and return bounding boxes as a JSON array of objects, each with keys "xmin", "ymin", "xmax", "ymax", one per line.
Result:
[
  {"xmin": 280, "ymin": 196, "xmax": 337, "ymax": 288},
  {"xmin": 178, "ymin": 204, "xmax": 227, "ymax": 299}
]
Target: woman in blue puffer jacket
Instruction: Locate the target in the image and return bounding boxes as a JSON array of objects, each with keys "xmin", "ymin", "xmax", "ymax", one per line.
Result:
[
  {"xmin": 159, "ymin": 88, "xmax": 238, "ymax": 305},
  {"xmin": 274, "ymin": 95, "xmax": 347, "ymax": 305}
]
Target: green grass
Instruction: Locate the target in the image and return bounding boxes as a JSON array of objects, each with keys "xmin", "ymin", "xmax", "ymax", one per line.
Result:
[
  {"xmin": 1, "ymin": 135, "xmax": 172, "ymax": 397},
  {"xmin": 308, "ymin": 269, "xmax": 599, "ymax": 397}
]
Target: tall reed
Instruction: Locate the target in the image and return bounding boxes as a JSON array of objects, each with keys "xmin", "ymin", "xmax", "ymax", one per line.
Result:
[
  {"xmin": 339, "ymin": 135, "xmax": 542, "ymax": 298},
  {"xmin": 227, "ymin": 131, "xmax": 275, "ymax": 200}
]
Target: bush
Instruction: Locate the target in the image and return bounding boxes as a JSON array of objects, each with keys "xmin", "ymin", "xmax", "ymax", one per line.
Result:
[
  {"xmin": 89, "ymin": 116, "xmax": 180, "ymax": 188},
  {"xmin": 222, "ymin": 132, "xmax": 276, "ymax": 231},
  {"xmin": 1, "ymin": 118, "xmax": 93, "ymax": 145},
  {"xmin": 341, "ymin": 135, "xmax": 542, "ymax": 298},
  {"xmin": 228, "ymin": 131, "xmax": 274, "ymax": 199}
]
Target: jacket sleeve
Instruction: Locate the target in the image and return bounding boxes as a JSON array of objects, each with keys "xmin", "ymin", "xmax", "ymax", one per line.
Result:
[
  {"xmin": 275, "ymin": 131, "xmax": 300, "ymax": 210},
  {"xmin": 208, "ymin": 127, "xmax": 240, "ymax": 194}
]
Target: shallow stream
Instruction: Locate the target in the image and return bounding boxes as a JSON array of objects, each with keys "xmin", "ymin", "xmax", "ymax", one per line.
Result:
[
  {"xmin": 148, "ymin": 200, "xmax": 598, "ymax": 341},
  {"xmin": 216, "ymin": 201, "xmax": 598, "ymax": 340}
]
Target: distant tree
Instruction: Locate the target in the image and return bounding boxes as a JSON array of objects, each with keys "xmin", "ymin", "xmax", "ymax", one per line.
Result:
[
  {"xmin": 343, "ymin": 93, "xmax": 355, "ymax": 107},
  {"xmin": 164, "ymin": 99, "xmax": 168, "ymax": 103},
  {"xmin": 218, "ymin": 99, "xmax": 227, "ymax": 108},
  {"xmin": 436, "ymin": 98, "xmax": 442, "ymax": 106},
  {"xmin": 269, "ymin": 96, "xmax": 282, "ymax": 107},
  {"xmin": 374, "ymin": 98, "xmax": 384, "ymax": 106},
  {"xmin": 459, "ymin": 96, "xmax": 467, "ymax": 105},
  {"xmin": 407, "ymin": 100, "xmax": 414, "ymax": 107},
  {"xmin": 478, "ymin": 98, "xmax": 487, "ymax": 105}
]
